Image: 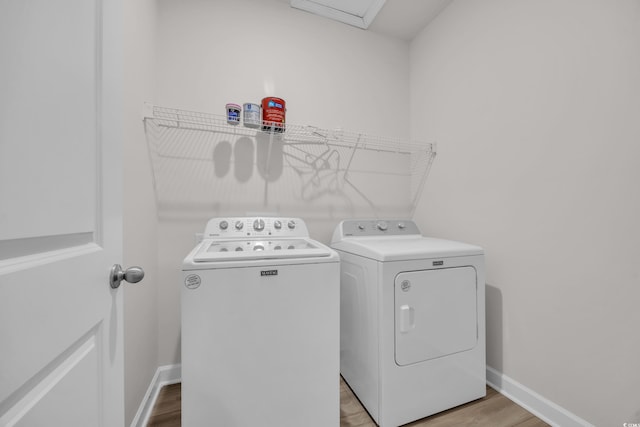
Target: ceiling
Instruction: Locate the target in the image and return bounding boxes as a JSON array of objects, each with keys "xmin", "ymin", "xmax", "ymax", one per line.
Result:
[
  {"xmin": 274, "ymin": 0, "xmax": 453, "ymax": 41},
  {"xmin": 367, "ymin": 0, "xmax": 452, "ymax": 41}
]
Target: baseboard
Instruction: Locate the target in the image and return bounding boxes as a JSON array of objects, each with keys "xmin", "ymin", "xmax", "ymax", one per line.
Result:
[
  {"xmin": 130, "ymin": 364, "xmax": 590, "ymax": 426},
  {"xmin": 130, "ymin": 364, "xmax": 182, "ymax": 427},
  {"xmin": 486, "ymin": 366, "xmax": 592, "ymax": 427}
]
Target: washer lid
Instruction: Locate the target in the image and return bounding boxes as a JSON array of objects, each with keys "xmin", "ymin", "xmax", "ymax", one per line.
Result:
[
  {"xmin": 331, "ymin": 235, "xmax": 483, "ymax": 261},
  {"xmin": 192, "ymin": 238, "xmax": 334, "ymax": 262}
]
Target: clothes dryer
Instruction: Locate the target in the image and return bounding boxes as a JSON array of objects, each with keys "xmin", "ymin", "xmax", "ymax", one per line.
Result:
[
  {"xmin": 331, "ymin": 219, "xmax": 486, "ymax": 427},
  {"xmin": 182, "ymin": 217, "xmax": 340, "ymax": 427}
]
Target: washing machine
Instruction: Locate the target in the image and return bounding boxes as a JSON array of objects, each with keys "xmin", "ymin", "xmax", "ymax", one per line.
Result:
[
  {"xmin": 331, "ymin": 219, "xmax": 486, "ymax": 427},
  {"xmin": 182, "ymin": 217, "xmax": 340, "ymax": 427}
]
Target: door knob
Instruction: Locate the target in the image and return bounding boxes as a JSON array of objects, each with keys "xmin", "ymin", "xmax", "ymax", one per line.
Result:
[{"xmin": 110, "ymin": 264, "xmax": 145, "ymax": 289}]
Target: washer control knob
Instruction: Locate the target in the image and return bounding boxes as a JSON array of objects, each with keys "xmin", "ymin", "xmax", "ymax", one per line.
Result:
[
  {"xmin": 287, "ymin": 220, "xmax": 296, "ymax": 230},
  {"xmin": 219, "ymin": 220, "xmax": 229, "ymax": 230},
  {"xmin": 235, "ymin": 246, "xmax": 243, "ymax": 251},
  {"xmin": 377, "ymin": 221, "xmax": 388, "ymax": 231},
  {"xmin": 358, "ymin": 224, "xmax": 365, "ymax": 230},
  {"xmin": 235, "ymin": 221, "xmax": 244, "ymax": 230},
  {"xmin": 274, "ymin": 220, "xmax": 282, "ymax": 230},
  {"xmin": 253, "ymin": 244, "xmax": 264, "ymax": 251},
  {"xmin": 274, "ymin": 245, "xmax": 282, "ymax": 250},
  {"xmin": 398, "ymin": 222, "xmax": 406, "ymax": 229},
  {"xmin": 253, "ymin": 218, "xmax": 265, "ymax": 231}
]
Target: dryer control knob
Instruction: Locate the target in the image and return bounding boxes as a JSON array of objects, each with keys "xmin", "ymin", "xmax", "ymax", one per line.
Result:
[
  {"xmin": 219, "ymin": 220, "xmax": 229, "ymax": 230},
  {"xmin": 377, "ymin": 221, "xmax": 388, "ymax": 231},
  {"xmin": 235, "ymin": 221, "xmax": 244, "ymax": 230},
  {"xmin": 287, "ymin": 220, "xmax": 296, "ymax": 230},
  {"xmin": 398, "ymin": 222, "xmax": 406, "ymax": 229},
  {"xmin": 253, "ymin": 218, "xmax": 265, "ymax": 231},
  {"xmin": 358, "ymin": 224, "xmax": 365, "ymax": 230},
  {"xmin": 274, "ymin": 220, "xmax": 282, "ymax": 230}
]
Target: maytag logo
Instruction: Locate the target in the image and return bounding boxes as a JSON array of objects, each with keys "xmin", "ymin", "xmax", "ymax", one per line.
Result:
[
  {"xmin": 433, "ymin": 260, "xmax": 444, "ymax": 266},
  {"xmin": 261, "ymin": 270, "xmax": 278, "ymax": 277}
]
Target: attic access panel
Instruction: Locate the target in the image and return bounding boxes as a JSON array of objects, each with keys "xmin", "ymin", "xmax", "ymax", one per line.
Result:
[{"xmin": 290, "ymin": 0, "xmax": 386, "ymax": 29}]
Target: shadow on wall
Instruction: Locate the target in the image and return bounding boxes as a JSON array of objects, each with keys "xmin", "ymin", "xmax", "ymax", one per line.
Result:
[
  {"xmin": 144, "ymin": 118, "xmax": 421, "ymax": 221},
  {"xmin": 486, "ymin": 284, "xmax": 503, "ymax": 377}
]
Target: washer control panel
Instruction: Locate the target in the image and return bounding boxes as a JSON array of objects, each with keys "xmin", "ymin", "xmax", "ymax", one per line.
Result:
[
  {"xmin": 204, "ymin": 217, "xmax": 309, "ymax": 239},
  {"xmin": 337, "ymin": 219, "xmax": 421, "ymax": 237}
]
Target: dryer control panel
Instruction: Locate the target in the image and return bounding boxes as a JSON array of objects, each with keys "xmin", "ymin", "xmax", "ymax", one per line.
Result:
[{"xmin": 334, "ymin": 219, "xmax": 421, "ymax": 238}]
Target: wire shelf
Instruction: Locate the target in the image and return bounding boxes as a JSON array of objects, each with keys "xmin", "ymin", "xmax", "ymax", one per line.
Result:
[{"xmin": 143, "ymin": 103, "xmax": 436, "ymax": 220}]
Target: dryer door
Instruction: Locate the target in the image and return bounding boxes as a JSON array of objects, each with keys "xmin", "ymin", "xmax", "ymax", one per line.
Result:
[{"xmin": 395, "ymin": 267, "xmax": 477, "ymax": 366}]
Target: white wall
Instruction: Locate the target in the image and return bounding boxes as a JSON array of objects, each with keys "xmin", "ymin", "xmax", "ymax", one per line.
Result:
[
  {"xmin": 153, "ymin": 0, "xmax": 410, "ymax": 366},
  {"xmin": 123, "ymin": 0, "xmax": 159, "ymax": 424},
  {"xmin": 410, "ymin": 1, "xmax": 640, "ymax": 425}
]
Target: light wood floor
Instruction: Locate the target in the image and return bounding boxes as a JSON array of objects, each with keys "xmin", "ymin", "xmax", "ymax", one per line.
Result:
[{"xmin": 147, "ymin": 378, "xmax": 549, "ymax": 426}]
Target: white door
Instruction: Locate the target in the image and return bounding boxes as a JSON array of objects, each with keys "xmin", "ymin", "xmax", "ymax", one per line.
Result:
[{"xmin": 0, "ymin": 0, "xmax": 125, "ymax": 426}]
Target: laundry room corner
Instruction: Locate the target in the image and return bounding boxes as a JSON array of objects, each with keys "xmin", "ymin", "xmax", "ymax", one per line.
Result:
[
  {"xmin": 116, "ymin": 1, "xmax": 640, "ymax": 426},
  {"xmin": 12, "ymin": 0, "xmax": 640, "ymax": 426}
]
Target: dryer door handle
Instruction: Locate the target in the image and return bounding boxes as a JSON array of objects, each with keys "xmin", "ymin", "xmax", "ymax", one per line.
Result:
[{"xmin": 399, "ymin": 305, "xmax": 415, "ymax": 333}]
